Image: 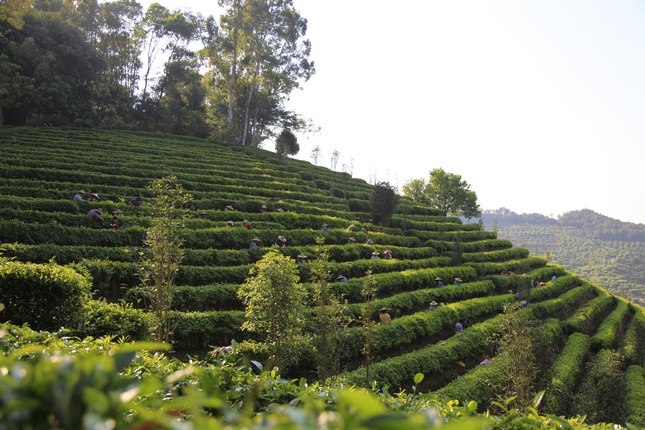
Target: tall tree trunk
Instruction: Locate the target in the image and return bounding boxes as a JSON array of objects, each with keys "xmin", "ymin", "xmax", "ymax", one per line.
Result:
[
  {"xmin": 241, "ymin": 83, "xmax": 254, "ymax": 146},
  {"xmin": 227, "ymin": 0, "xmax": 240, "ymax": 132}
]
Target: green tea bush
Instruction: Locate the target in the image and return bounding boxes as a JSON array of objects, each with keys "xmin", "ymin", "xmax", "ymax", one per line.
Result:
[
  {"xmin": 78, "ymin": 299, "xmax": 152, "ymax": 340},
  {"xmin": 621, "ymin": 308, "xmax": 645, "ymax": 366},
  {"xmin": 171, "ymin": 310, "xmax": 252, "ymax": 350},
  {"xmin": 590, "ymin": 300, "xmax": 631, "ymax": 352},
  {"xmin": 564, "ymin": 293, "xmax": 614, "ymax": 335},
  {"xmin": 542, "ymin": 332, "xmax": 591, "ymax": 415},
  {"xmin": 0, "ymin": 259, "xmax": 91, "ymax": 331},
  {"xmin": 625, "ymin": 365, "xmax": 645, "ymax": 427}
]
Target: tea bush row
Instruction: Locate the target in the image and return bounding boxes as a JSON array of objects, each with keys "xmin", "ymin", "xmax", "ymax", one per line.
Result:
[
  {"xmin": 590, "ymin": 300, "xmax": 631, "ymax": 352},
  {"xmin": 564, "ymin": 293, "xmax": 615, "ymax": 334},
  {"xmin": 621, "ymin": 309, "xmax": 645, "ymax": 365},
  {"xmin": 541, "ymin": 332, "xmax": 592, "ymax": 415},
  {"xmin": 433, "ymin": 318, "xmax": 564, "ymax": 408}
]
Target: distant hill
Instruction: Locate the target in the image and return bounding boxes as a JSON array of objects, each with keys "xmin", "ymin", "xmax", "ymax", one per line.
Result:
[{"xmin": 479, "ymin": 208, "xmax": 645, "ymax": 305}]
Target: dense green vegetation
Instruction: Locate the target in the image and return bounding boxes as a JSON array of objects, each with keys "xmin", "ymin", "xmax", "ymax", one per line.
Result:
[
  {"xmin": 481, "ymin": 208, "xmax": 645, "ymax": 305},
  {"xmin": 0, "ymin": 127, "xmax": 644, "ymax": 428}
]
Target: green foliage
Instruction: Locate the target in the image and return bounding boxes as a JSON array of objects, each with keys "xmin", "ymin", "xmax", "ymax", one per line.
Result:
[
  {"xmin": 625, "ymin": 365, "xmax": 645, "ymax": 427},
  {"xmin": 406, "ymin": 168, "xmax": 481, "ymax": 218},
  {"xmin": 542, "ymin": 333, "xmax": 591, "ymax": 415},
  {"xmin": 590, "ymin": 300, "xmax": 631, "ymax": 352},
  {"xmin": 570, "ymin": 349, "xmax": 628, "ymax": 425},
  {"xmin": 370, "ymin": 181, "xmax": 399, "ymax": 226},
  {"xmin": 0, "ymin": 258, "xmax": 91, "ymax": 331},
  {"xmin": 238, "ymin": 249, "xmax": 306, "ymax": 370},
  {"xmin": 622, "ymin": 309, "xmax": 645, "ymax": 366},
  {"xmin": 138, "ymin": 176, "xmax": 192, "ymax": 343},
  {"xmin": 79, "ymin": 299, "xmax": 152, "ymax": 340},
  {"xmin": 275, "ymin": 128, "xmax": 300, "ymax": 157}
]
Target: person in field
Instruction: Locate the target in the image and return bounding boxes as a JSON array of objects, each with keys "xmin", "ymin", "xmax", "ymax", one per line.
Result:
[
  {"xmin": 249, "ymin": 237, "xmax": 261, "ymax": 250},
  {"xmin": 274, "ymin": 235, "xmax": 287, "ymax": 248},
  {"xmin": 379, "ymin": 307, "xmax": 391, "ymax": 324},
  {"xmin": 73, "ymin": 189, "xmax": 85, "ymax": 201},
  {"xmin": 86, "ymin": 207, "xmax": 104, "ymax": 221}
]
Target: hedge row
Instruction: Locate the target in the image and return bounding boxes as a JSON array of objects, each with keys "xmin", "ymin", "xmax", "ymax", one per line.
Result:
[
  {"xmin": 170, "ymin": 310, "xmax": 253, "ymax": 350},
  {"xmin": 343, "ymin": 281, "xmax": 497, "ymax": 322},
  {"xmin": 342, "ymin": 316, "xmax": 502, "ymax": 390},
  {"xmin": 625, "ymin": 365, "xmax": 645, "ymax": 428},
  {"xmin": 335, "ymin": 294, "xmax": 517, "ymax": 372},
  {"xmin": 622, "ymin": 309, "xmax": 645, "ymax": 366},
  {"xmin": 0, "ymin": 258, "xmax": 91, "ymax": 332},
  {"xmin": 541, "ymin": 333, "xmax": 592, "ymax": 415},
  {"xmin": 524, "ymin": 284, "xmax": 597, "ymax": 320},
  {"xmin": 432, "ymin": 318, "xmax": 564, "ymax": 408},
  {"xmin": 328, "ymin": 266, "xmax": 478, "ymax": 303},
  {"xmin": 590, "ymin": 300, "xmax": 632, "ymax": 352},
  {"xmin": 564, "ymin": 293, "xmax": 615, "ymax": 335},
  {"xmin": 125, "ymin": 284, "xmax": 243, "ymax": 312},
  {"xmin": 466, "ymin": 256, "xmax": 548, "ymax": 278}
]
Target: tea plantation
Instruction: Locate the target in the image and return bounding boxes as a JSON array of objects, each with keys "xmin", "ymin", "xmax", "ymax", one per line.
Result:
[{"xmin": 0, "ymin": 126, "xmax": 644, "ymax": 428}]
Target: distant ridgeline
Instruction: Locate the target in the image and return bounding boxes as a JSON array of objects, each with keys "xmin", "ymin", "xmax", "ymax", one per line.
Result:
[
  {"xmin": 1, "ymin": 127, "xmax": 645, "ymax": 426},
  {"xmin": 479, "ymin": 208, "xmax": 645, "ymax": 305}
]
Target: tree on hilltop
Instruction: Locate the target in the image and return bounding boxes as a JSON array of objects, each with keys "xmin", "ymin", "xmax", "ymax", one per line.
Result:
[{"xmin": 403, "ymin": 168, "xmax": 481, "ymax": 218}]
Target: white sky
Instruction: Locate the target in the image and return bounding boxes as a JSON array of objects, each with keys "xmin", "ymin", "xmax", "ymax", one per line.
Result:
[{"xmin": 142, "ymin": 0, "xmax": 645, "ymax": 225}]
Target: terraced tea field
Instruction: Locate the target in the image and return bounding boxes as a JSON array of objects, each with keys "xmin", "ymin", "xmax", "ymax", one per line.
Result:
[{"xmin": 1, "ymin": 127, "xmax": 644, "ymax": 422}]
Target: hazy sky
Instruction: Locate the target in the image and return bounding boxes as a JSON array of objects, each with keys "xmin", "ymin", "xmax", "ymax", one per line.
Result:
[{"xmin": 142, "ymin": 1, "xmax": 645, "ymax": 225}]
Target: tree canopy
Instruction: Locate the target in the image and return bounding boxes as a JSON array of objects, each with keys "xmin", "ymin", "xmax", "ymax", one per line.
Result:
[
  {"xmin": 402, "ymin": 168, "xmax": 481, "ymax": 218},
  {"xmin": 0, "ymin": 0, "xmax": 314, "ymax": 144}
]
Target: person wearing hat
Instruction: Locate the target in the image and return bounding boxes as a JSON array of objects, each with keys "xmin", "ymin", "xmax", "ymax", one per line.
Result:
[
  {"xmin": 274, "ymin": 235, "xmax": 286, "ymax": 248},
  {"xmin": 337, "ymin": 274, "xmax": 348, "ymax": 282},
  {"xmin": 347, "ymin": 224, "xmax": 356, "ymax": 232},
  {"xmin": 365, "ymin": 239, "xmax": 374, "ymax": 245},
  {"xmin": 347, "ymin": 237, "xmax": 356, "ymax": 245},
  {"xmin": 379, "ymin": 307, "xmax": 391, "ymax": 324},
  {"xmin": 296, "ymin": 254, "xmax": 307, "ymax": 264},
  {"xmin": 226, "ymin": 220, "xmax": 234, "ymax": 228},
  {"xmin": 128, "ymin": 196, "xmax": 141, "ymax": 208},
  {"xmin": 259, "ymin": 205, "xmax": 267, "ymax": 213},
  {"xmin": 242, "ymin": 220, "xmax": 252, "ymax": 230},
  {"xmin": 383, "ymin": 249, "xmax": 393, "ymax": 260},
  {"xmin": 429, "ymin": 301, "xmax": 438, "ymax": 311},
  {"xmin": 435, "ymin": 277, "xmax": 444, "ymax": 288},
  {"xmin": 321, "ymin": 224, "xmax": 329, "ymax": 231},
  {"xmin": 87, "ymin": 192, "xmax": 100, "ymax": 202},
  {"xmin": 198, "ymin": 212, "xmax": 208, "ymax": 220},
  {"xmin": 73, "ymin": 189, "xmax": 85, "ymax": 201},
  {"xmin": 453, "ymin": 277, "xmax": 462, "ymax": 286},
  {"xmin": 224, "ymin": 205, "xmax": 234, "ymax": 211},
  {"xmin": 107, "ymin": 216, "xmax": 120, "ymax": 230},
  {"xmin": 86, "ymin": 207, "xmax": 104, "ymax": 221},
  {"xmin": 371, "ymin": 251, "xmax": 380, "ymax": 260},
  {"xmin": 249, "ymin": 237, "xmax": 261, "ymax": 250}
]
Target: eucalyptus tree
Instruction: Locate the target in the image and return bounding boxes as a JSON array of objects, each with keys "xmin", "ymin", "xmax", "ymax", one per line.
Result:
[{"xmin": 205, "ymin": 0, "xmax": 314, "ymax": 145}]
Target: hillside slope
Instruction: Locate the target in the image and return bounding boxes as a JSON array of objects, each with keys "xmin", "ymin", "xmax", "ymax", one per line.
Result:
[
  {"xmin": 1, "ymin": 127, "xmax": 645, "ymax": 425},
  {"xmin": 480, "ymin": 208, "xmax": 645, "ymax": 305}
]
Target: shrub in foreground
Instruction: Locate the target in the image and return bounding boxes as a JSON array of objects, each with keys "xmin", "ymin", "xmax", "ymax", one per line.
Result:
[{"xmin": 0, "ymin": 258, "xmax": 91, "ymax": 331}]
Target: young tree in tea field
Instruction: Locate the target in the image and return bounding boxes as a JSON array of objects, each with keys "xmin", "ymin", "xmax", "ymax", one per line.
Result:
[
  {"xmin": 275, "ymin": 128, "xmax": 300, "ymax": 157},
  {"xmin": 370, "ymin": 181, "xmax": 399, "ymax": 226},
  {"xmin": 139, "ymin": 176, "xmax": 192, "ymax": 343},
  {"xmin": 361, "ymin": 271, "xmax": 379, "ymax": 387},
  {"xmin": 310, "ymin": 238, "xmax": 347, "ymax": 382},
  {"xmin": 238, "ymin": 249, "xmax": 306, "ymax": 371}
]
